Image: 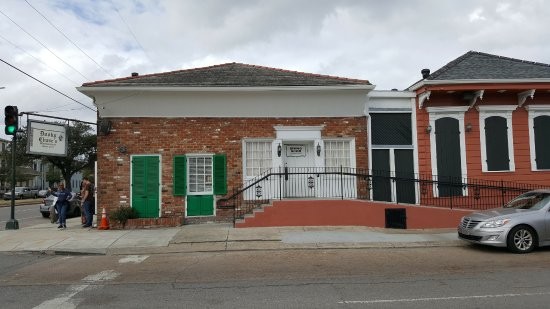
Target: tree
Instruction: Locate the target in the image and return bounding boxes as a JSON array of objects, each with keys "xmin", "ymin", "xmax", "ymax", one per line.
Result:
[
  {"xmin": 0, "ymin": 136, "xmax": 35, "ymax": 189},
  {"xmin": 46, "ymin": 165, "xmax": 62, "ymax": 185},
  {"xmin": 17, "ymin": 121, "xmax": 97, "ymax": 191}
]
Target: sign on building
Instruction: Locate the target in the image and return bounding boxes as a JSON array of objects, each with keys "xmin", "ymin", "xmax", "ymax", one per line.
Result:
[{"xmin": 26, "ymin": 120, "xmax": 68, "ymax": 157}]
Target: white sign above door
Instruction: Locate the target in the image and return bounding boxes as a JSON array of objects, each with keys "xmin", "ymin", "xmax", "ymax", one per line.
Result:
[{"xmin": 286, "ymin": 145, "xmax": 306, "ymax": 157}]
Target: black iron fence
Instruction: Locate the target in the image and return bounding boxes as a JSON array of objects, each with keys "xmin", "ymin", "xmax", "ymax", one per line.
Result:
[{"xmin": 216, "ymin": 167, "xmax": 547, "ymax": 224}]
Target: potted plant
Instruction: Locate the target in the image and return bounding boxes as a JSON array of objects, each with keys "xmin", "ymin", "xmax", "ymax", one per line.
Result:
[{"xmin": 109, "ymin": 206, "xmax": 137, "ymax": 229}]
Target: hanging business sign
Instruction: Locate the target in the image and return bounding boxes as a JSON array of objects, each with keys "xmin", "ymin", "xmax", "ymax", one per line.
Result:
[{"xmin": 26, "ymin": 120, "xmax": 68, "ymax": 157}]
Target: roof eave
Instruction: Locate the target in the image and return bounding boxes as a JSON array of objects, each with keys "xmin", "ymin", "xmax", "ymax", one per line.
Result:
[{"xmin": 77, "ymin": 84, "xmax": 375, "ymax": 94}]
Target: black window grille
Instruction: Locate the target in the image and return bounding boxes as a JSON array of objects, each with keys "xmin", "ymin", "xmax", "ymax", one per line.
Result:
[{"xmin": 371, "ymin": 113, "xmax": 412, "ymax": 145}]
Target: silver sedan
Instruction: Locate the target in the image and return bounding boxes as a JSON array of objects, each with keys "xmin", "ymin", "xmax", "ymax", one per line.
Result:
[{"xmin": 458, "ymin": 189, "xmax": 550, "ymax": 253}]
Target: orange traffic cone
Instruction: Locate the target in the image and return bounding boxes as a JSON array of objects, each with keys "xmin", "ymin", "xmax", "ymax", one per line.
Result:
[{"xmin": 98, "ymin": 207, "xmax": 110, "ymax": 230}]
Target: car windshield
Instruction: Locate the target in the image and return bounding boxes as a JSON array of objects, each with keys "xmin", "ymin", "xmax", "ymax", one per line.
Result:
[{"xmin": 504, "ymin": 192, "xmax": 550, "ymax": 210}]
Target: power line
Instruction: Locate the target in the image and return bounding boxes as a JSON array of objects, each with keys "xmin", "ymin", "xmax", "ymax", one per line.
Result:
[
  {"xmin": 0, "ymin": 33, "xmax": 81, "ymax": 85},
  {"xmin": 24, "ymin": 0, "xmax": 115, "ymax": 79},
  {"xmin": 113, "ymin": 5, "xmax": 151, "ymax": 61},
  {"xmin": 0, "ymin": 57, "xmax": 96, "ymax": 112},
  {"xmin": 0, "ymin": 8, "xmax": 92, "ymax": 81}
]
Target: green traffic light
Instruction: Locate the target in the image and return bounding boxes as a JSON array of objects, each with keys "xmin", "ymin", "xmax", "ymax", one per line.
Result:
[{"xmin": 6, "ymin": 125, "xmax": 16, "ymax": 134}]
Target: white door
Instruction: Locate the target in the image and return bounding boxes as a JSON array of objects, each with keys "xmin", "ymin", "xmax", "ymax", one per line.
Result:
[{"xmin": 283, "ymin": 143, "xmax": 315, "ymax": 197}]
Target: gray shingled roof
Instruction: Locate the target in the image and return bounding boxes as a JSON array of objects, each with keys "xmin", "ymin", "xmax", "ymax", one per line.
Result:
[
  {"xmin": 82, "ymin": 62, "xmax": 371, "ymax": 87},
  {"xmin": 426, "ymin": 51, "xmax": 550, "ymax": 80}
]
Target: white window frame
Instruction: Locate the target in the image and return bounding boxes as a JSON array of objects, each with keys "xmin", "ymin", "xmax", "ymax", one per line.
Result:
[
  {"xmin": 526, "ymin": 105, "xmax": 550, "ymax": 171},
  {"xmin": 477, "ymin": 105, "xmax": 516, "ymax": 172},
  {"xmin": 367, "ymin": 106, "xmax": 419, "ymax": 204},
  {"xmin": 426, "ymin": 106, "xmax": 469, "ymax": 197},
  {"xmin": 242, "ymin": 139, "xmax": 274, "ymax": 179},
  {"xmin": 186, "ymin": 154, "xmax": 213, "ymax": 195},
  {"xmin": 323, "ymin": 138, "xmax": 356, "ymax": 171}
]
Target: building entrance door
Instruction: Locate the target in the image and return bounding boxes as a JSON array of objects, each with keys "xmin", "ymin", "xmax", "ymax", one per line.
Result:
[{"xmin": 283, "ymin": 142, "xmax": 315, "ymax": 198}]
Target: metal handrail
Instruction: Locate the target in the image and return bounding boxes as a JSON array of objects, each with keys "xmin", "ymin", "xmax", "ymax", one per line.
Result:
[{"xmin": 217, "ymin": 167, "xmax": 546, "ymax": 226}]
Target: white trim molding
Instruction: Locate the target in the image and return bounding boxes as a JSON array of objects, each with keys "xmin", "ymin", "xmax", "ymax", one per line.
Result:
[
  {"xmin": 476, "ymin": 105, "xmax": 517, "ymax": 172},
  {"xmin": 418, "ymin": 91, "xmax": 431, "ymax": 109},
  {"xmin": 274, "ymin": 126, "xmax": 324, "ymax": 140},
  {"xmin": 469, "ymin": 90, "xmax": 484, "ymax": 108},
  {"xmin": 526, "ymin": 105, "xmax": 550, "ymax": 171},
  {"xmin": 518, "ymin": 89, "xmax": 535, "ymax": 107},
  {"xmin": 426, "ymin": 106, "xmax": 469, "ymax": 196}
]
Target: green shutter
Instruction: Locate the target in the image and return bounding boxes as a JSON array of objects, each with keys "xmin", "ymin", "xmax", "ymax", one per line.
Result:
[
  {"xmin": 213, "ymin": 154, "xmax": 227, "ymax": 195},
  {"xmin": 132, "ymin": 156, "xmax": 160, "ymax": 218},
  {"xmin": 173, "ymin": 155, "xmax": 187, "ymax": 196},
  {"xmin": 187, "ymin": 195, "xmax": 214, "ymax": 216}
]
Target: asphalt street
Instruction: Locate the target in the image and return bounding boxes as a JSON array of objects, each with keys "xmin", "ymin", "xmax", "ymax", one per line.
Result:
[
  {"xmin": 0, "ymin": 202, "xmax": 45, "ymax": 231},
  {"xmin": 1, "ymin": 246, "xmax": 550, "ymax": 308}
]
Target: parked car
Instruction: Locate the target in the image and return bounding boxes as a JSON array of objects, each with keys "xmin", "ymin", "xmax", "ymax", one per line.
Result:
[
  {"xmin": 38, "ymin": 189, "xmax": 49, "ymax": 198},
  {"xmin": 4, "ymin": 187, "xmax": 39, "ymax": 200},
  {"xmin": 458, "ymin": 189, "xmax": 550, "ymax": 253},
  {"xmin": 39, "ymin": 192, "xmax": 81, "ymax": 219}
]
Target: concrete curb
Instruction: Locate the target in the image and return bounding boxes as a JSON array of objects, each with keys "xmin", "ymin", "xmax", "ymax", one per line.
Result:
[{"xmin": 0, "ymin": 220, "xmax": 464, "ymax": 256}]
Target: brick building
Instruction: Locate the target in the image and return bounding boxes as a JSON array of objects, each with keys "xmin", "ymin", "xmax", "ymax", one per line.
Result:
[
  {"xmin": 77, "ymin": 52, "xmax": 550, "ymax": 228},
  {"xmin": 78, "ymin": 63, "xmax": 375, "ymax": 226}
]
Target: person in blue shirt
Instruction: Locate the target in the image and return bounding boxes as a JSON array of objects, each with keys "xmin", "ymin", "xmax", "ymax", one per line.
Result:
[{"xmin": 49, "ymin": 183, "xmax": 72, "ymax": 229}]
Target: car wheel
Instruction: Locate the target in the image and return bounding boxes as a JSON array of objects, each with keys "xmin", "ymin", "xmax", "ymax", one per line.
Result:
[
  {"xmin": 41, "ymin": 212, "xmax": 50, "ymax": 218},
  {"xmin": 507, "ymin": 225, "xmax": 537, "ymax": 253}
]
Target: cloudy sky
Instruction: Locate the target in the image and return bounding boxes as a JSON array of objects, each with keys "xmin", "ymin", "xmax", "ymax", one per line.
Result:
[{"xmin": 1, "ymin": 0, "xmax": 549, "ymax": 138}]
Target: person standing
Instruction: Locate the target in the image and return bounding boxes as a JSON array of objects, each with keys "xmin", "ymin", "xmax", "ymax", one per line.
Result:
[
  {"xmin": 49, "ymin": 183, "xmax": 72, "ymax": 229},
  {"xmin": 81, "ymin": 177, "xmax": 94, "ymax": 228}
]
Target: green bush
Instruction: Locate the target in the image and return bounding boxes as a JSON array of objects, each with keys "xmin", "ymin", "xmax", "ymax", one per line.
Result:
[{"xmin": 109, "ymin": 206, "xmax": 138, "ymax": 228}]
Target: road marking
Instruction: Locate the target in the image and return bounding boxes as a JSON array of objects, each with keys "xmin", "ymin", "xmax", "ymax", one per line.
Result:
[
  {"xmin": 339, "ymin": 291, "xmax": 550, "ymax": 304},
  {"xmin": 33, "ymin": 270, "xmax": 120, "ymax": 309},
  {"xmin": 119, "ymin": 255, "xmax": 149, "ymax": 264}
]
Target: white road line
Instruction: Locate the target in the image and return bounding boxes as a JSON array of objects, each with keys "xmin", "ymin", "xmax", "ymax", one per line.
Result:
[
  {"xmin": 118, "ymin": 255, "xmax": 149, "ymax": 264},
  {"xmin": 33, "ymin": 269, "xmax": 120, "ymax": 309},
  {"xmin": 339, "ymin": 291, "xmax": 550, "ymax": 304},
  {"xmin": 82, "ymin": 270, "xmax": 120, "ymax": 282}
]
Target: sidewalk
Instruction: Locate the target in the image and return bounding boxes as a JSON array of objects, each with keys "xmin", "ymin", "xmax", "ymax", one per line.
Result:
[{"xmin": 0, "ymin": 217, "xmax": 463, "ymax": 255}]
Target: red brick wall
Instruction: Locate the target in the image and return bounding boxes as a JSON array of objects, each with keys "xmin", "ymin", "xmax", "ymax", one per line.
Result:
[{"xmin": 97, "ymin": 117, "xmax": 368, "ymax": 224}]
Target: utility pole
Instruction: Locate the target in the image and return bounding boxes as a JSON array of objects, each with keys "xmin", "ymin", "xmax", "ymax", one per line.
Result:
[
  {"xmin": 4, "ymin": 105, "xmax": 19, "ymax": 230},
  {"xmin": 5, "ymin": 132, "xmax": 18, "ymax": 229}
]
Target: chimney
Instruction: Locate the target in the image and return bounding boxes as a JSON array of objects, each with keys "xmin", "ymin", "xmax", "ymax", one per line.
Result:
[
  {"xmin": 131, "ymin": 72, "xmax": 139, "ymax": 77},
  {"xmin": 421, "ymin": 69, "xmax": 430, "ymax": 79}
]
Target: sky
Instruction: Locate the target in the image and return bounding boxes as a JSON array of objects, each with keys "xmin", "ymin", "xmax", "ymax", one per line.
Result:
[{"xmin": 1, "ymin": 0, "xmax": 550, "ymax": 139}]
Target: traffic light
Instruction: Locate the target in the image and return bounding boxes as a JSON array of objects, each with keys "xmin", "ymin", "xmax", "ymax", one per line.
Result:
[{"xmin": 4, "ymin": 106, "xmax": 18, "ymax": 135}]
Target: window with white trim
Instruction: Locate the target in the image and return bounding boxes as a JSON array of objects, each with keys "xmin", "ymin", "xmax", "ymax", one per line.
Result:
[
  {"xmin": 244, "ymin": 141, "xmax": 272, "ymax": 177},
  {"xmin": 527, "ymin": 105, "xmax": 550, "ymax": 170},
  {"xmin": 478, "ymin": 106, "xmax": 516, "ymax": 172},
  {"xmin": 188, "ymin": 156, "xmax": 213, "ymax": 194},
  {"xmin": 324, "ymin": 140, "xmax": 351, "ymax": 171},
  {"xmin": 427, "ymin": 106, "xmax": 469, "ymax": 197}
]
